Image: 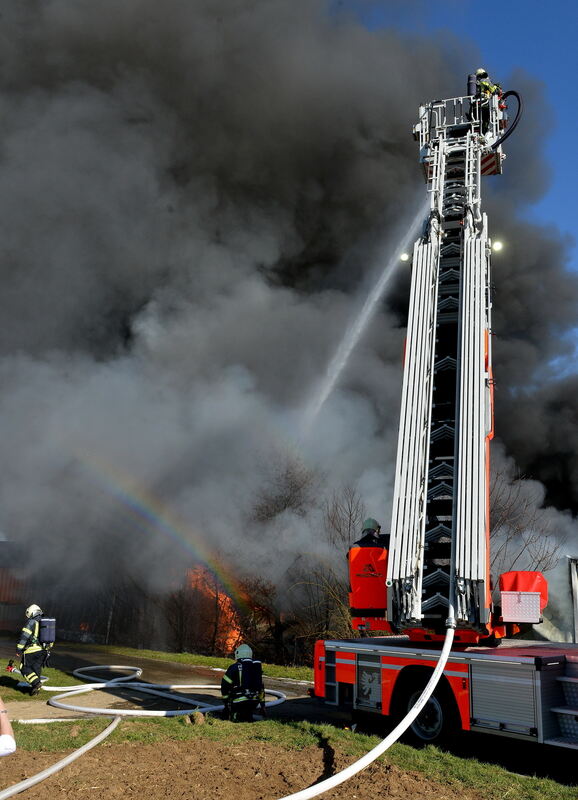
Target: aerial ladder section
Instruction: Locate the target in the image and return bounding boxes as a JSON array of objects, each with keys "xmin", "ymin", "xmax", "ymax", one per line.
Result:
[
  {"xmin": 318, "ymin": 77, "xmax": 578, "ymax": 755},
  {"xmin": 385, "ymin": 85, "xmax": 512, "ymax": 641}
]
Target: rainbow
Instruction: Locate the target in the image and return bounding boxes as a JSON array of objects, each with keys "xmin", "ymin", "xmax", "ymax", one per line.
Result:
[{"xmin": 78, "ymin": 454, "xmax": 248, "ymax": 612}]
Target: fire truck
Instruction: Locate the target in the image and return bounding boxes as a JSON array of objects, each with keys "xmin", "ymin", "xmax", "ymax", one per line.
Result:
[{"xmin": 313, "ymin": 75, "xmax": 578, "ymax": 749}]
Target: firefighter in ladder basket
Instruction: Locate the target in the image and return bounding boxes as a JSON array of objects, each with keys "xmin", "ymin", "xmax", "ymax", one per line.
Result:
[
  {"xmin": 353, "ymin": 518, "xmax": 389, "ymax": 548},
  {"xmin": 221, "ymin": 644, "xmax": 265, "ymax": 722},
  {"xmin": 347, "ymin": 519, "xmax": 390, "ymax": 626},
  {"xmin": 475, "ymin": 67, "xmax": 502, "ymax": 135}
]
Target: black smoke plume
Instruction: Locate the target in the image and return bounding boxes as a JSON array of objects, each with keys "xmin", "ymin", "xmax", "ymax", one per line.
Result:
[{"xmin": 0, "ymin": 1, "xmax": 575, "ymax": 624}]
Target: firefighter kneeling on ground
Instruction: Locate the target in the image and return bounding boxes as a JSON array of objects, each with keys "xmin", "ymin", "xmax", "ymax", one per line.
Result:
[
  {"xmin": 221, "ymin": 644, "xmax": 265, "ymax": 722},
  {"xmin": 16, "ymin": 604, "xmax": 52, "ymax": 696}
]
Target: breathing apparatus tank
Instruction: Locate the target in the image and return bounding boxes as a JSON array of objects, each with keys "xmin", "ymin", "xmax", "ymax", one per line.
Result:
[{"xmin": 39, "ymin": 617, "xmax": 56, "ymax": 645}]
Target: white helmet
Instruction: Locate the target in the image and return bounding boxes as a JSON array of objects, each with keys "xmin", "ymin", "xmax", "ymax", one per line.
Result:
[
  {"xmin": 476, "ymin": 68, "xmax": 488, "ymax": 78},
  {"xmin": 25, "ymin": 604, "xmax": 43, "ymax": 619},
  {"xmin": 235, "ymin": 644, "xmax": 253, "ymax": 660}
]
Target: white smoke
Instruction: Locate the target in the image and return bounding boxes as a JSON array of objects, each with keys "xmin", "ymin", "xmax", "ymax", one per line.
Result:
[{"xmin": 0, "ymin": 1, "xmax": 576, "ymax": 623}]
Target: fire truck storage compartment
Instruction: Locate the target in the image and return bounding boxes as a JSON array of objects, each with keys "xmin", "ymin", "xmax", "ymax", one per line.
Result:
[
  {"xmin": 470, "ymin": 655, "xmax": 566, "ymax": 740},
  {"xmin": 470, "ymin": 660, "xmax": 538, "ymax": 737}
]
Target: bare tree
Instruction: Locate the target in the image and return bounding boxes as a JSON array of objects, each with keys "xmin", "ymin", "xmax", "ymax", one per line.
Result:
[
  {"xmin": 288, "ymin": 484, "xmax": 367, "ymax": 657},
  {"xmin": 490, "ymin": 465, "xmax": 561, "ymax": 580},
  {"xmin": 235, "ymin": 575, "xmax": 298, "ymax": 664},
  {"xmin": 323, "ymin": 485, "xmax": 365, "ymax": 550},
  {"xmin": 251, "ymin": 453, "xmax": 320, "ymax": 523},
  {"xmin": 239, "ymin": 452, "xmax": 321, "ymax": 662}
]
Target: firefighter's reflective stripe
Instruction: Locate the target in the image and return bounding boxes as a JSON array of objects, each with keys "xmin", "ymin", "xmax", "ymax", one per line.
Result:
[
  {"xmin": 479, "ymin": 80, "xmax": 499, "ymax": 97},
  {"xmin": 17, "ymin": 620, "xmax": 43, "ymax": 654},
  {"xmin": 17, "ymin": 626, "xmax": 34, "ymax": 650},
  {"xmin": 21, "ymin": 667, "xmax": 40, "ymax": 685},
  {"xmin": 221, "ymin": 673, "xmax": 234, "ymax": 703}
]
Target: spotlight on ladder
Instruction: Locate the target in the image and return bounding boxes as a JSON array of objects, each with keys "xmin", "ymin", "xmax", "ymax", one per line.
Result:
[
  {"xmin": 492, "ymin": 240, "xmax": 504, "ymax": 252},
  {"xmin": 400, "ymin": 252, "xmax": 410, "ymax": 262}
]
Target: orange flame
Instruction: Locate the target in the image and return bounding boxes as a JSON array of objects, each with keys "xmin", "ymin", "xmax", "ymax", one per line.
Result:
[{"xmin": 187, "ymin": 567, "xmax": 241, "ymax": 654}]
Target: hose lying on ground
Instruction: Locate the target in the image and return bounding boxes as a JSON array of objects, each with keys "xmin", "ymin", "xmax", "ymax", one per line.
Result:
[
  {"xmin": 0, "ymin": 716, "xmax": 121, "ymax": 800},
  {"xmin": 2, "ymin": 632, "xmax": 455, "ymax": 800},
  {"xmin": 0, "ymin": 664, "xmax": 285, "ymax": 799},
  {"xmin": 46, "ymin": 665, "xmax": 286, "ymax": 718},
  {"xmin": 279, "ymin": 624, "xmax": 456, "ymax": 800}
]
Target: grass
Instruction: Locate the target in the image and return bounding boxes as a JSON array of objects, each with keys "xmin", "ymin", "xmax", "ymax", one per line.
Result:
[
  {"xmin": 10, "ymin": 716, "xmax": 577, "ymax": 800},
  {"xmin": 387, "ymin": 740, "xmax": 576, "ymax": 800},
  {"xmin": 0, "ymin": 665, "xmax": 80, "ymax": 702},
  {"xmin": 12, "ymin": 718, "xmax": 111, "ymax": 751},
  {"xmin": 2, "ymin": 638, "xmax": 574, "ymax": 799},
  {"xmin": 62, "ymin": 642, "xmax": 314, "ymax": 682}
]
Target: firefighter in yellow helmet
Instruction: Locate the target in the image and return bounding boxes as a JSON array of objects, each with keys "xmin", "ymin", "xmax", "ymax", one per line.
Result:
[
  {"xmin": 16, "ymin": 604, "xmax": 52, "ymax": 696},
  {"xmin": 221, "ymin": 644, "xmax": 265, "ymax": 722},
  {"xmin": 475, "ymin": 68, "xmax": 502, "ymax": 135},
  {"xmin": 476, "ymin": 68, "xmax": 501, "ymax": 99}
]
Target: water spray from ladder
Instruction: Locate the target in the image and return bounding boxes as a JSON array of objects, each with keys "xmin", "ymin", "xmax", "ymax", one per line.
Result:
[{"xmin": 301, "ymin": 200, "xmax": 428, "ymax": 434}]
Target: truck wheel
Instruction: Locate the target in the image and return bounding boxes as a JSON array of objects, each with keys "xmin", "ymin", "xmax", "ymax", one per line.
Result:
[
  {"xmin": 393, "ymin": 679, "xmax": 459, "ymax": 745},
  {"xmin": 406, "ymin": 688, "xmax": 447, "ymax": 742}
]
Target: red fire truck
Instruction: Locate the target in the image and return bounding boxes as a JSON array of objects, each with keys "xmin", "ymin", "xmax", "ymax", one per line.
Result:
[{"xmin": 313, "ymin": 79, "xmax": 578, "ymax": 749}]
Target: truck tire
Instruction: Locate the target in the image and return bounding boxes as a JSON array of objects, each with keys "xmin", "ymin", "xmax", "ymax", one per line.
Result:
[{"xmin": 392, "ymin": 675, "xmax": 459, "ymax": 745}]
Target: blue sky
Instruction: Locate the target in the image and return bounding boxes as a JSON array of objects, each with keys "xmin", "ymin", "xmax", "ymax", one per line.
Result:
[{"xmin": 336, "ymin": 0, "xmax": 577, "ymax": 274}]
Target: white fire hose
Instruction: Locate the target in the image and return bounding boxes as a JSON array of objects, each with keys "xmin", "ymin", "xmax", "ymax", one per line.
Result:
[
  {"xmin": 1, "ymin": 629, "xmax": 454, "ymax": 800},
  {"xmin": 0, "ymin": 664, "xmax": 285, "ymax": 799},
  {"xmin": 281, "ymin": 624, "xmax": 455, "ymax": 799}
]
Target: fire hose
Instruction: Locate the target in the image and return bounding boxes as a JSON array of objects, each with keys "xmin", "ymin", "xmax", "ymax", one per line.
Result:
[
  {"xmin": 1, "ymin": 630, "xmax": 454, "ymax": 800},
  {"xmin": 491, "ymin": 90, "xmax": 522, "ymax": 150},
  {"xmin": 280, "ymin": 622, "xmax": 456, "ymax": 800},
  {"xmin": 0, "ymin": 665, "xmax": 285, "ymax": 800}
]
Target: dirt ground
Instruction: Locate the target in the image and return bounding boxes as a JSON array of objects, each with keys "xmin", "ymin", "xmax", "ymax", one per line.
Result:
[
  {"xmin": 0, "ymin": 642, "xmax": 563, "ymax": 798},
  {"xmin": 0, "ymin": 738, "xmax": 485, "ymax": 800}
]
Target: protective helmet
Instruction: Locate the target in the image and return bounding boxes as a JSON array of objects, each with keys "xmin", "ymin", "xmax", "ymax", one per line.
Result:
[
  {"xmin": 476, "ymin": 68, "xmax": 488, "ymax": 78},
  {"xmin": 235, "ymin": 644, "xmax": 253, "ymax": 660},
  {"xmin": 362, "ymin": 518, "xmax": 380, "ymax": 533},
  {"xmin": 25, "ymin": 604, "xmax": 43, "ymax": 619}
]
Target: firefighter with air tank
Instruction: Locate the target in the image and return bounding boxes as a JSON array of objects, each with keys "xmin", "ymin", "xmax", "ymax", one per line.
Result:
[
  {"xmin": 221, "ymin": 644, "xmax": 265, "ymax": 722},
  {"xmin": 473, "ymin": 67, "xmax": 502, "ymax": 135},
  {"xmin": 16, "ymin": 604, "xmax": 54, "ymax": 696}
]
